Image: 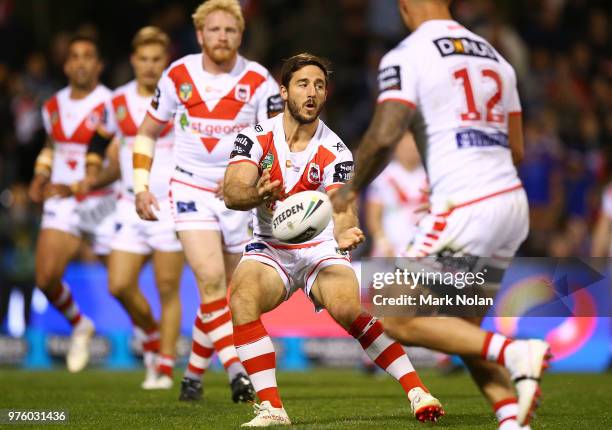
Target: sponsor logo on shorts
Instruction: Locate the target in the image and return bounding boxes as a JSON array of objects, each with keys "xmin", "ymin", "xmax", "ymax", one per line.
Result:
[
  {"xmin": 433, "ymin": 37, "xmax": 498, "ymax": 61},
  {"xmin": 179, "ymin": 83, "xmax": 193, "ymax": 102},
  {"xmin": 114, "ymin": 222, "xmax": 122, "ymax": 232},
  {"xmin": 177, "ymin": 201, "xmax": 197, "ymax": 213},
  {"xmin": 378, "ymin": 65, "xmax": 402, "ymax": 92},
  {"xmin": 245, "ymin": 242, "xmax": 267, "ymax": 253},
  {"xmin": 230, "ymin": 133, "xmax": 255, "ymax": 159},
  {"xmin": 333, "ymin": 161, "xmax": 354, "ymax": 183}
]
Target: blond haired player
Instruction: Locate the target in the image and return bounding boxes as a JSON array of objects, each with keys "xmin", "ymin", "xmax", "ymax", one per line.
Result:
[
  {"xmin": 28, "ymin": 36, "xmax": 115, "ymax": 373},
  {"xmin": 77, "ymin": 27, "xmax": 184, "ymax": 390},
  {"xmin": 333, "ymin": 1, "xmax": 551, "ymax": 428},
  {"xmin": 133, "ymin": 0, "xmax": 282, "ymax": 402},
  {"xmin": 224, "ymin": 53, "xmax": 443, "ymax": 427}
]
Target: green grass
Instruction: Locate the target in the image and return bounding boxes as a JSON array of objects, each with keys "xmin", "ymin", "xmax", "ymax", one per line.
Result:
[{"xmin": 0, "ymin": 369, "xmax": 611, "ymax": 429}]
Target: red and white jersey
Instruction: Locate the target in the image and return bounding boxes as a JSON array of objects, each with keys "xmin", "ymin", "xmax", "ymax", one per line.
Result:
[
  {"xmin": 42, "ymin": 85, "xmax": 113, "ymax": 184},
  {"xmin": 147, "ymin": 54, "xmax": 282, "ymax": 187},
  {"xmin": 111, "ymin": 80, "xmax": 174, "ymax": 200},
  {"xmin": 229, "ymin": 114, "xmax": 354, "ymax": 245},
  {"xmin": 378, "ymin": 19, "xmax": 522, "ymax": 208},
  {"xmin": 366, "ymin": 162, "xmax": 428, "ymax": 252}
]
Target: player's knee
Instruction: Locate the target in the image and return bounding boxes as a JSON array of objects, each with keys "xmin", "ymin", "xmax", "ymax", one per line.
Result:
[
  {"xmin": 156, "ymin": 280, "xmax": 179, "ymax": 303},
  {"xmin": 195, "ymin": 268, "xmax": 225, "ymax": 296},
  {"xmin": 108, "ymin": 278, "xmax": 132, "ymax": 298},
  {"xmin": 35, "ymin": 267, "xmax": 61, "ymax": 291},
  {"xmin": 327, "ymin": 301, "xmax": 362, "ymax": 330}
]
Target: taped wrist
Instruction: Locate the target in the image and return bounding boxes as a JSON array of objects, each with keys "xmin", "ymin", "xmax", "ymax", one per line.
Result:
[{"xmin": 133, "ymin": 134, "xmax": 155, "ymax": 194}]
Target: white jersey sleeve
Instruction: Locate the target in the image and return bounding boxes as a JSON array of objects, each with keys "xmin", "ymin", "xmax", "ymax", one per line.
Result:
[
  {"xmin": 322, "ymin": 142, "xmax": 354, "ymax": 192},
  {"xmin": 377, "ymin": 49, "xmax": 418, "ymax": 107},
  {"xmin": 228, "ymin": 126, "xmax": 263, "ymax": 168},
  {"xmin": 254, "ymin": 74, "xmax": 283, "ymax": 123},
  {"xmin": 147, "ymin": 70, "xmax": 179, "ymax": 123}
]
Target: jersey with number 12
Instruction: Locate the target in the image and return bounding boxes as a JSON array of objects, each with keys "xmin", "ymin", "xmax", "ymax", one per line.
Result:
[{"xmin": 377, "ymin": 19, "xmax": 522, "ymax": 206}]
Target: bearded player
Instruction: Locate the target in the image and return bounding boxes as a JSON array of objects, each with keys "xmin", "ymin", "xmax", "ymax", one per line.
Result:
[
  {"xmin": 224, "ymin": 53, "xmax": 444, "ymax": 427},
  {"xmin": 332, "ymin": 1, "xmax": 550, "ymax": 428},
  {"xmin": 133, "ymin": 0, "xmax": 282, "ymax": 402}
]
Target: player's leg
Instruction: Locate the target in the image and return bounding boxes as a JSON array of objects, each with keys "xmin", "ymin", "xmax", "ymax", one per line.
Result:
[
  {"xmin": 150, "ymin": 250, "xmax": 184, "ymax": 386},
  {"xmin": 230, "ymin": 259, "xmax": 291, "ymax": 426},
  {"xmin": 310, "ymin": 264, "xmax": 444, "ymax": 423},
  {"xmin": 178, "ymin": 229, "xmax": 250, "ymax": 401}
]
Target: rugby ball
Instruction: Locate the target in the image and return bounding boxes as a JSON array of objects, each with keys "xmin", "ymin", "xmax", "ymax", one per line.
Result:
[{"xmin": 272, "ymin": 191, "xmax": 332, "ymax": 244}]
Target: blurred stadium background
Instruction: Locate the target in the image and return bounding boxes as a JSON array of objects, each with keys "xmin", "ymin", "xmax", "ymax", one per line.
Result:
[{"xmin": 0, "ymin": 0, "xmax": 610, "ymax": 385}]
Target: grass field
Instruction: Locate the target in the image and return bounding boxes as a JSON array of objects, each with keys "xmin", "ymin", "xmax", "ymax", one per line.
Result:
[{"xmin": 1, "ymin": 369, "xmax": 611, "ymax": 429}]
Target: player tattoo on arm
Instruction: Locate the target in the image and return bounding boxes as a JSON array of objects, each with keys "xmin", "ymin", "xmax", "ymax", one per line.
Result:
[{"xmin": 351, "ymin": 101, "xmax": 414, "ymax": 193}]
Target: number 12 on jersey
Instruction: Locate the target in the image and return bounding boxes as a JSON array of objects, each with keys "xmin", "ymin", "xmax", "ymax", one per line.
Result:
[{"xmin": 453, "ymin": 67, "xmax": 504, "ymax": 124}]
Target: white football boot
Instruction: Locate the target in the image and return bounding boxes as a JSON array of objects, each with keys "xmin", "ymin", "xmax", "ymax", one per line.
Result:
[
  {"xmin": 241, "ymin": 401, "xmax": 291, "ymax": 427},
  {"xmin": 408, "ymin": 387, "xmax": 445, "ymax": 423},
  {"xmin": 504, "ymin": 339, "xmax": 552, "ymax": 425},
  {"xmin": 66, "ymin": 316, "xmax": 95, "ymax": 373}
]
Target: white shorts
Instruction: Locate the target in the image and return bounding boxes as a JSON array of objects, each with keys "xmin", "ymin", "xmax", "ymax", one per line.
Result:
[
  {"xmin": 407, "ymin": 186, "xmax": 529, "ymax": 265},
  {"xmin": 169, "ymin": 170, "xmax": 251, "ymax": 254},
  {"xmin": 41, "ymin": 192, "xmax": 116, "ymax": 255},
  {"xmin": 111, "ymin": 197, "xmax": 182, "ymax": 255},
  {"xmin": 241, "ymin": 239, "xmax": 353, "ymax": 310}
]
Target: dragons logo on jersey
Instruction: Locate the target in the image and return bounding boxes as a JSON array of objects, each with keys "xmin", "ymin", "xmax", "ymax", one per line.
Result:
[
  {"xmin": 307, "ymin": 163, "xmax": 321, "ymax": 185},
  {"xmin": 235, "ymin": 84, "xmax": 251, "ymax": 102},
  {"xmin": 116, "ymin": 105, "xmax": 127, "ymax": 121},
  {"xmin": 179, "ymin": 83, "xmax": 193, "ymax": 102},
  {"xmin": 51, "ymin": 111, "xmax": 59, "ymax": 126},
  {"xmin": 85, "ymin": 110, "xmax": 102, "ymax": 130},
  {"xmin": 260, "ymin": 152, "xmax": 274, "ymax": 171}
]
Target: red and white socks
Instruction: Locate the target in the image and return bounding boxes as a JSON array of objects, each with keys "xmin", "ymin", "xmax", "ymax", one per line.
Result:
[
  {"xmin": 495, "ymin": 398, "xmax": 531, "ymax": 430},
  {"xmin": 46, "ymin": 282, "xmax": 82, "ymax": 327},
  {"xmin": 234, "ymin": 319, "xmax": 282, "ymax": 408},
  {"xmin": 482, "ymin": 332, "xmax": 514, "ymax": 365},
  {"xmin": 349, "ymin": 312, "xmax": 427, "ymax": 394},
  {"xmin": 185, "ymin": 298, "xmax": 246, "ymax": 382}
]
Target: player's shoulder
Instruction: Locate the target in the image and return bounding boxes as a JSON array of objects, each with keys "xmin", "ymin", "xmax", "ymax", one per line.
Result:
[
  {"xmin": 43, "ymin": 86, "xmax": 68, "ymax": 110},
  {"xmin": 242, "ymin": 114, "xmax": 279, "ymax": 138},
  {"xmin": 94, "ymin": 84, "xmax": 113, "ymax": 99},
  {"xmin": 166, "ymin": 53, "xmax": 200, "ymax": 76},
  {"xmin": 317, "ymin": 120, "xmax": 350, "ymax": 157}
]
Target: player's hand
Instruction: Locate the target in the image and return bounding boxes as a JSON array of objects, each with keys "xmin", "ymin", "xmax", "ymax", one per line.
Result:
[
  {"xmin": 43, "ymin": 183, "xmax": 73, "ymax": 200},
  {"xmin": 336, "ymin": 227, "xmax": 365, "ymax": 251},
  {"xmin": 135, "ymin": 190, "xmax": 160, "ymax": 221},
  {"xmin": 28, "ymin": 174, "xmax": 49, "ymax": 203},
  {"xmin": 331, "ymin": 185, "xmax": 357, "ymax": 214},
  {"xmin": 215, "ymin": 179, "xmax": 224, "ymax": 200},
  {"xmin": 257, "ymin": 170, "xmax": 284, "ymax": 203}
]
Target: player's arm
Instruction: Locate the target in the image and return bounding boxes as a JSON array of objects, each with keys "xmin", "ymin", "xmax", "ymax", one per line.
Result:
[
  {"xmin": 29, "ymin": 137, "xmax": 55, "ymax": 203},
  {"xmin": 224, "ymin": 164, "xmax": 283, "ymax": 211},
  {"xmin": 88, "ymin": 138, "xmax": 121, "ymax": 190},
  {"xmin": 328, "ymin": 188, "xmax": 364, "ymax": 251},
  {"xmin": 353, "ymin": 101, "xmax": 413, "ymax": 192},
  {"xmin": 508, "ymin": 112, "xmax": 524, "ymax": 165}
]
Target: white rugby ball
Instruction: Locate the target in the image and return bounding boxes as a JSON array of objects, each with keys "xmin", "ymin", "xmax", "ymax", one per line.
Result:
[{"xmin": 271, "ymin": 191, "xmax": 332, "ymax": 244}]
